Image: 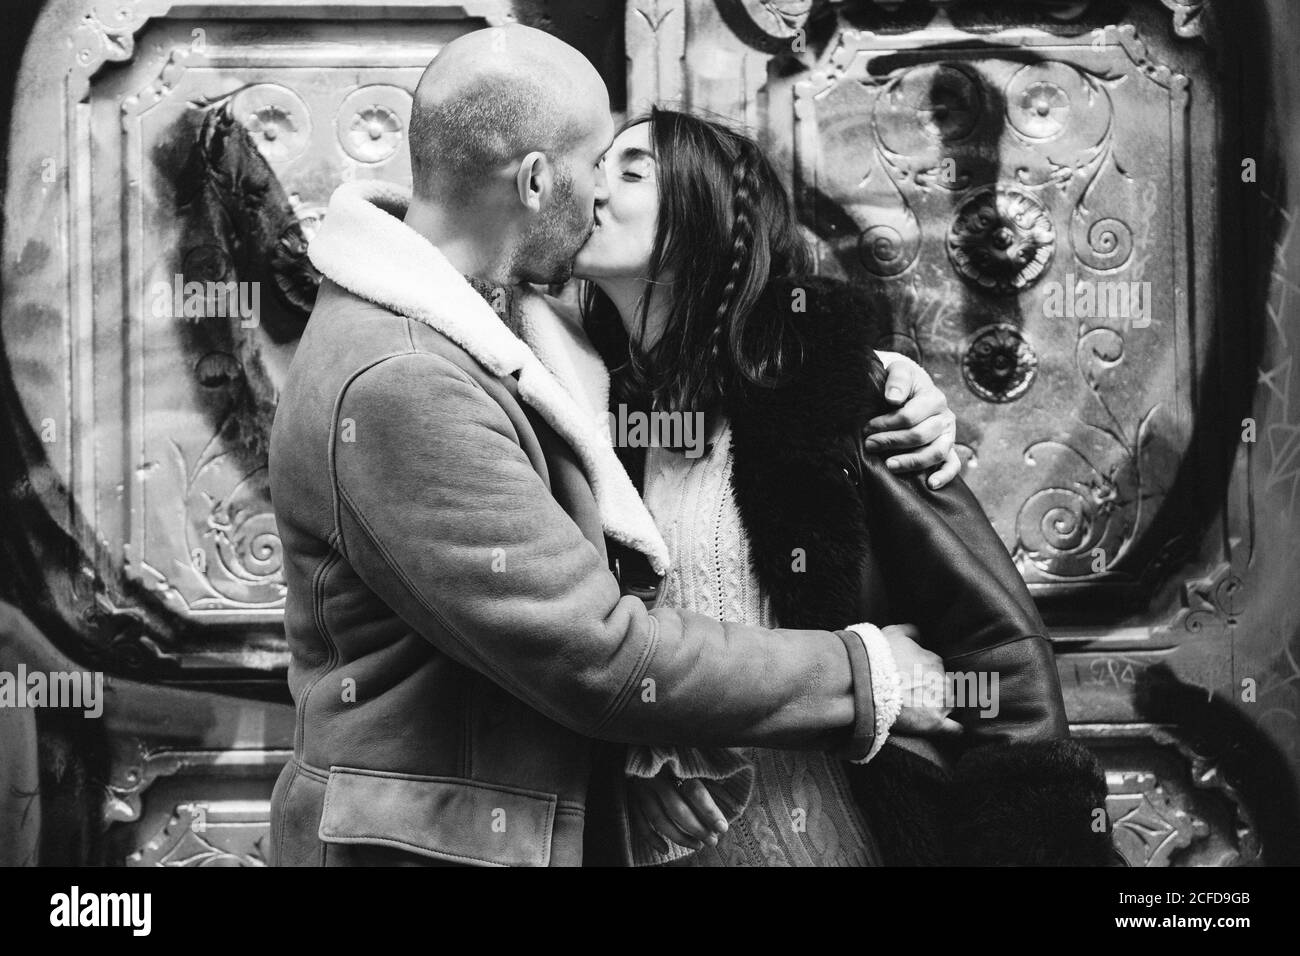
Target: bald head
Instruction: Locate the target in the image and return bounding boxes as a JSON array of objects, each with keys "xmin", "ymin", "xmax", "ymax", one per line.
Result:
[{"xmin": 408, "ymin": 25, "xmax": 610, "ymax": 203}]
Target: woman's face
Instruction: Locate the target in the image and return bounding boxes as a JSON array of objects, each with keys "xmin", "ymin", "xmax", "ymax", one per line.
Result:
[{"xmin": 572, "ymin": 122, "xmax": 660, "ymax": 281}]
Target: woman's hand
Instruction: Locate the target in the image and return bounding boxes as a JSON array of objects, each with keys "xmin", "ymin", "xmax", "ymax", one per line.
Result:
[
  {"xmin": 629, "ymin": 770, "xmax": 729, "ymax": 853},
  {"xmin": 864, "ymin": 352, "xmax": 961, "ymax": 489}
]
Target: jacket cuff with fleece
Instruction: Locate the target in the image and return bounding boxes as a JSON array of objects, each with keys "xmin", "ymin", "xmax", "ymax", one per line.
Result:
[{"xmin": 838, "ymin": 624, "xmax": 903, "ymax": 764}]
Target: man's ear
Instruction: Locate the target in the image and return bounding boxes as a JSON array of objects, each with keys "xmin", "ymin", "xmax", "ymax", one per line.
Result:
[{"xmin": 516, "ymin": 151, "xmax": 552, "ymax": 212}]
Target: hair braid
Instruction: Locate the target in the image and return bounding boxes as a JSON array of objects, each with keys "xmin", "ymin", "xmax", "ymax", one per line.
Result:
[{"xmin": 702, "ymin": 146, "xmax": 762, "ymax": 404}]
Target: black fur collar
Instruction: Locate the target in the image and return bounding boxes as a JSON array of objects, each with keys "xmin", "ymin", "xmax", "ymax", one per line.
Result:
[{"xmin": 724, "ymin": 275, "xmax": 889, "ymax": 631}]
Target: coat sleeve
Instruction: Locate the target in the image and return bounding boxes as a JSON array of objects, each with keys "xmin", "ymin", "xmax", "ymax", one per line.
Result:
[
  {"xmin": 857, "ymin": 451, "xmax": 1068, "ymax": 745},
  {"xmin": 329, "ymin": 349, "xmax": 878, "ymax": 756},
  {"xmin": 854, "ymin": 453, "xmax": 1116, "ymax": 865}
]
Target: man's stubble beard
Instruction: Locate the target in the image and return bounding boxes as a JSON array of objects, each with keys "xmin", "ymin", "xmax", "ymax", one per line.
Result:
[{"xmin": 511, "ymin": 170, "xmax": 591, "ymax": 285}]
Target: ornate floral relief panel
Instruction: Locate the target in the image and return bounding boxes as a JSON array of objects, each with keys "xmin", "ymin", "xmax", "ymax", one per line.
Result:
[
  {"xmin": 2, "ymin": 0, "xmax": 512, "ymax": 864},
  {"xmin": 628, "ymin": 2, "xmax": 1223, "ymax": 633},
  {"xmin": 112, "ymin": 23, "xmax": 432, "ymax": 622},
  {"xmin": 2, "ymin": 1, "xmax": 510, "ymax": 669},
  {"xmin": 793, "ymin": 26, "xmax": 1197, "ymax": 603}
]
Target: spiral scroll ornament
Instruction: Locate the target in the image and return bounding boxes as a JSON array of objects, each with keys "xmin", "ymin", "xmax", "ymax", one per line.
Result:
[
  {"xmin": 1015, "ymin": 462, "xmax": 1121, "ymax": 576},
  {"xmin": 208, "ymin": 505, "xmax": 283, "ymax": 589},
  {"xmin": 1018, "ymin": 486, "xmax": 1098, "ymax": 558},
  {"xmin": 1072, "ymin": 214, "xmax": 1135, "ymax": 273},
  {"xmin": 858, "ymin": 221, "xmax": 920, "ymax": 278},
  {"xmin": 185, "ymin": 465, "xmax": 285, "ymax": 611}
]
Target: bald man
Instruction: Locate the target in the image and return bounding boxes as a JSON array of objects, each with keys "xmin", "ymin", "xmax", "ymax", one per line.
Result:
[
  {"xmin": 401, "ymin": 28, "xmax": 604, "ymax": 287},
  {"xmin": 268, "ymin": 25, "xmax": 958, "ymax": 867}
]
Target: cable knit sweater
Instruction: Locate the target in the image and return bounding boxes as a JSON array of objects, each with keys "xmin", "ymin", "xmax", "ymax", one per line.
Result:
[{"xmin": 629, "ymin": 421, "xmax": 883, "ymax": 867}]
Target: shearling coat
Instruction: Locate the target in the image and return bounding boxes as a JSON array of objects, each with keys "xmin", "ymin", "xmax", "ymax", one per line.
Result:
[
  {"xmin": 266, "ymin": 183, "xmax": 885, "ymax": 867},
  {"xmin": 717, "ymin": 275, "xmax": 1116, "ymax": 866}
]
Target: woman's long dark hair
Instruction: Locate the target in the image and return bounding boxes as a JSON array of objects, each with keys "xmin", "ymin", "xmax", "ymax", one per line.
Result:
[{"xmin": 581, "ymin": 107, "xmax": 812, "ymax": 414}]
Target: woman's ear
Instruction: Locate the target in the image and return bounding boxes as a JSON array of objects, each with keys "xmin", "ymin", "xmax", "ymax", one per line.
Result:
[{"xmin": 516, "ymin": 151, "xmax": 552, "ymax": 212}]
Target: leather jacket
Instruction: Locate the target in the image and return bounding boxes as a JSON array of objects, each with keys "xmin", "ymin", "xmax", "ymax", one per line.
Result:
[{"xmin": 721, "ymin": 275, "xmax": 1115, "ymax": 865}]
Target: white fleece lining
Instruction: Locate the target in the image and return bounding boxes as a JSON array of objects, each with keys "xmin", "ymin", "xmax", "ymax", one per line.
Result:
[
  {"xmin": 308, "ymin": 181, "xmax": 671, "ymax": 576},
  {"xmin": 845, "ymin": 623, "xmax": 903, "ymax": 764},
  {"xmin": 517, "ymin": 291, "xmax": 611, "ymax": 429}
]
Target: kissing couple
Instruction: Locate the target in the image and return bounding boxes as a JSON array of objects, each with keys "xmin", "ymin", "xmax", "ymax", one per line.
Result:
[{"xmin": 269, "ymin": 24, "xmax": 1114, "ymax": 867}]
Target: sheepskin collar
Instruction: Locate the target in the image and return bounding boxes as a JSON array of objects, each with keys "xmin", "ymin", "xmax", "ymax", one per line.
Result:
[{"xmin": 308, "ymin": 180, "xmax": 670, "ymax": 575}]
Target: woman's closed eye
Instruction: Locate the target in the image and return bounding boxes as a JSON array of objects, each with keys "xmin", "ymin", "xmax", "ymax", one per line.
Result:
[{"xmin": 620, "ymin": 152, "xmax": 655, "ymax": 182}]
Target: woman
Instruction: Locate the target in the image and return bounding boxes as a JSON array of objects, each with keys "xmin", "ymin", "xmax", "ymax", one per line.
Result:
[{"xmin": 571, "ymin": 108, "xmax": 1114, "ymax": 867}]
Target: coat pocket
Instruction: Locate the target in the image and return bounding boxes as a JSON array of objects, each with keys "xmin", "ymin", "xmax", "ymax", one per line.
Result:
[{"xmin": 318, "ymin": 766, "xmax": 558, "ymax": 867}]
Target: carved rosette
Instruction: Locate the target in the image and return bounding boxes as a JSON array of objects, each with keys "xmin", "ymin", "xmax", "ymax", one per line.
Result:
[
  {"xmin": 904, "ymin": 63, "xmax": 982, "ymax": 143},
  {"xmin": 337, "ymin": 85, "xmax": 413, "ymax": 164},
  {"xmin": 1009, "ymin": 79, "xmax": 1071, "ymax": 141},
  {"xmin": 947, "ymin": 185, "xmax": 1055, "ymax": 294},
  {"xmin": 230, "ymin": 84, "xmax": 312, "ymax": 164},
  {"xmin": 873, "ymin": 62, "xmax": 985, "ymax": 158},
  {"xmin": 961, "ymin": 323, "xmax": 1038, "ymax": 403}
]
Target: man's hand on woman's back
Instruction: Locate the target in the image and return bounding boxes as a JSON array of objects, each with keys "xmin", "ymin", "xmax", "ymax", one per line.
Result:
[{"xmin": 883, "ymin": 623, "xmax": 964, "ymax": 737}]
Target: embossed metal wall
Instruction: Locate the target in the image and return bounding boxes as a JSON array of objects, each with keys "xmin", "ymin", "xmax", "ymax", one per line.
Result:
[{"xmin": 2, "ymin": 0, "xmax": 1298, "ymax": 865}]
